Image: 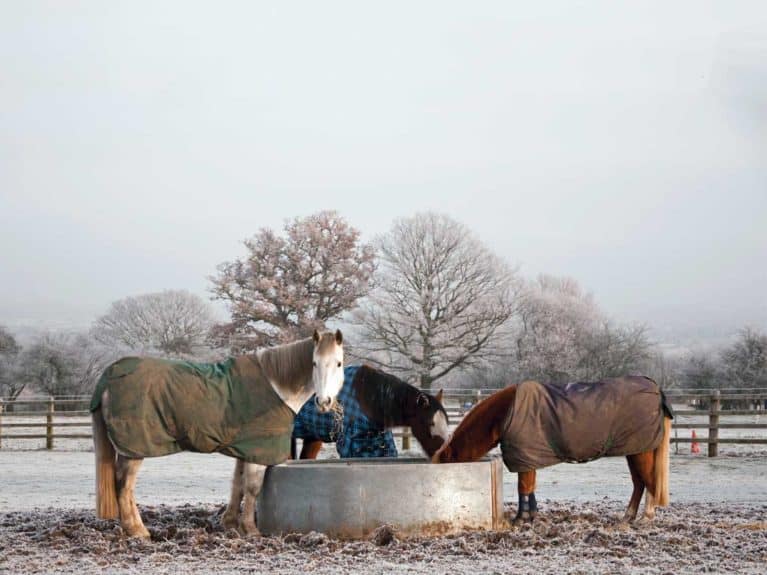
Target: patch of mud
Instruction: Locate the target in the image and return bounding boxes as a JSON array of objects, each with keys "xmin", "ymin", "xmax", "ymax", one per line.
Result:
[{"xmin": 1, "ymin": 501, "xmax": 766, "ymax": 574}]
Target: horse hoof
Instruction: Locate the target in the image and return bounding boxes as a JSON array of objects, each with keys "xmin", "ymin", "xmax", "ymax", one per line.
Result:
[
  {"xmin": 512, "ymin": 512, "xmax": 535, "ymax": 526},
  {"xmin": 621, "ymin": 513, "xmax": 637, "ymax": 524},
  {"xmin": 126, "ymin": 526, "xmax": 151, "ymax": 539},
  {"xmin": 239, "ymin": 523, "xmax": 261, "ymax": 537},
  {"xmin": 636, "ymin": 515, "xmax": 654, "ymax": 525},
  {"xmin": 222, "ymin": 514, "xmax": 239, "ymax": 530}
]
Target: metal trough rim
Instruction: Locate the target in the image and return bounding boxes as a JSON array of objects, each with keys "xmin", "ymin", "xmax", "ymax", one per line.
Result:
[{"xmin": 275, "ymin": 455, "xmax": 498, "ymax": 466}]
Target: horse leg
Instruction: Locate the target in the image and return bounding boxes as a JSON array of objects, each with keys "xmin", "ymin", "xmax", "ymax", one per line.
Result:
[
  {"xmin": 634, "ymin": 417, "xmax": 673, "ymax": 522},
  {"xmin": 299, "ymin": 438, "xmax": 324, "ymax": 459},
  {"xmin": 630, "ymin": 450, "xmax": 658, "ymax": 522},
  {"xmin": 623, "ymin": 454, "xmax": 646, "ymax": 522},
  {"xmin": 222, "ymin": 459, "xmax": 244, "ymax": 530},
  {"xmin": 239, "ymin": 462, "xmax": 267, "ymax": 536},
  {"xmin": 513, "ymin": 470, "xmax": 538, "ymax": 523},
  {"xmin": 115, "ymin": 455, "xmax": 149, "ymax": 538}
]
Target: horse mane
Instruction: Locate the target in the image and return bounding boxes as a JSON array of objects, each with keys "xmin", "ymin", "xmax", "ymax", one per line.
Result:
[
  {"xmin": 255, "ymin": 336, "xmax": 316, "ymax": 387},
  {"xmin": 434, "ymin": 384, "xmax": 518, "ymax": 463},
  {"xmin": 352, "ymin": 365, "xmax": 446, "ymax": 427}
]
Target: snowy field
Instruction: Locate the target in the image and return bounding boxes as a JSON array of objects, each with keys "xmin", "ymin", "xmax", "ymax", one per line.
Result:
[
  {"xmin": 1, "ymin": 404, "xmax": 766, "ymax": 574},
  {"xmin": 1, "ymin": 448, "xmax": 766, "ymax": 574},
  {"xmin": 1, "ymin": 449, "xmax": 767, "ymax": 510}
]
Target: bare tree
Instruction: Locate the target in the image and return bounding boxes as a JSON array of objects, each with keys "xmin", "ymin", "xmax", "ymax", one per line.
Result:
[
  {"xmin": 639, "ymin": 350, "xmax": 683, "ymax": 390},
  {"xmin": 19, "ymin": 332, "xmax": 109, "ymax": 396},
  {"xmin": 0, "ymin": 326, "xmax": 24, "ymax": 400},
  {"xmin": 578, "ymin": 322, "xmax": 652, "ymax": 379},
  {"xmin": 512, "ymin": 275, "xmax": 651, "ymax": 383},
  {"xmin": 513, "ymin": 275, "xmax": 600, "ymax": 383},
  {"xmin": 678, "ymin": 351, "xmax": 721, "ymax": 390},
  {"xmin": 92, "ymin": 290, "xmax": 216, "ymax": 358},
  {"xmin": 210, "ymin": 211, "xmax": 375, "ymax": 351},
  {"xmin": 353, "ymin": 212, "xmax": 521, "ymax": 390},
  {"xmin": 721, "ymin": 327, "xmax": 767, "ymax": 388},
  {"xmin": 69, "ymin": 333, "xmax": 115, "ymax": 392}
]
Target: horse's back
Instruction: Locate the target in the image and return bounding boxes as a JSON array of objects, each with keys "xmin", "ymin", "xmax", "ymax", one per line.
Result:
[
  {"xmin": 91, "ymin": 357, "xmax": 228, "ymax": 456},
  {"xmin": 502, "ymin": 376, "xmax": 667, "ymax": 472},
  {"xmin": 91, "ymin": 356, "xmax": 294, "ymax": 463}
]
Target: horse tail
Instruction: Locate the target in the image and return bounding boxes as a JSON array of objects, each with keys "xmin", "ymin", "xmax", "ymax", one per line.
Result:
[
  {"xmin": 653, "ymin": 416, "xmax": 672, "ymax": 507},
  {"xmin": 92, "ymin": 406, "xmax": 119, "ymax": 519}
]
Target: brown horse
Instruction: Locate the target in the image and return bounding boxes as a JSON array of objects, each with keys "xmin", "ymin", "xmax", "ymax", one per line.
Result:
[{"xmin": 433, "ymin": 377, "xmax": 673, "ymax": 524}]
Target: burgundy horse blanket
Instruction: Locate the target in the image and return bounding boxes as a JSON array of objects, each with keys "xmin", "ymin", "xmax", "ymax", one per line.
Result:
[
  {"xmin": 501, "ymin": 376, "xmax": 672, "ymax": 472},
  {"xmin": 90, "ymin": 355, "xmax": 295, "ymax": 465}
]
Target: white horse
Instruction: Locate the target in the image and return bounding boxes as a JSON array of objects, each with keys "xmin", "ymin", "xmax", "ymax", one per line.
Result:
[{"xmin": 91, "ymin": 330, "xmax": 344, "ymax": 538}]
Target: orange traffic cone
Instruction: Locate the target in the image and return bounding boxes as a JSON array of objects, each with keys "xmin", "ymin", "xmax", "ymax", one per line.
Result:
[{"xmin": 691, "ymin": 430, "xmax": 701, "ymax": 454}]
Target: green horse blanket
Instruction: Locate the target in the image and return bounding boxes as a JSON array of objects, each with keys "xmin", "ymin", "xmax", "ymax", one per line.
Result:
[
  {"xmin": 501, "ymin": 376, "xmax": 672, "ymax": 473},
  {"xmin": 90, "ymin": 355, "xmax": 295, "ymax": 465}
]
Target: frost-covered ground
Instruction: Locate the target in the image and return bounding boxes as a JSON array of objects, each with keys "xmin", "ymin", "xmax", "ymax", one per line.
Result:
[
  {"xmin": 1, "ymin": 404, "xmax": 766, "ymax": 574},
  {"xmin": 1, "ymin": 450, "xmax": 766, "ymax": 574},
  {"xmin": 1, "ymin": 500, "xmax": 765, "ymax": 574}
]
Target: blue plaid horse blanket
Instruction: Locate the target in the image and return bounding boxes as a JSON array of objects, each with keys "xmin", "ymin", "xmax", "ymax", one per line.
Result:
[{"xmin": 292, "ymin": 365, "xmax": 397, "ymax": 458}]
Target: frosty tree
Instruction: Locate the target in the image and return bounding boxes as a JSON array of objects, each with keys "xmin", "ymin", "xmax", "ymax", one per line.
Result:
[
  {"xmin": 513, "ymin": 275, "xmax": 600, "ymax": 383},
  {"xmin": 0, "ymin": 326, "xmax": 23, "ymax": 400},
  {"xmin": 678, "ymin": 352, "xmax": 720, "ymax": 390},
  {"xmin": 210, "ymin": 211, "xmax": 375, "ymax": 351},
  {"xmin": 721, "ymin": 328, "xmax": 767, "ymax": 387},
  {"xmin": 18, "ymin": 332, "xmax": 109, "ymax": 396},
  {"xmin": 353, "ymin": 212, "xmax": 521, "ymax": 390},
  {"xmin": 512, "ymin": 275, "xmax": 650, "ymax": 383},
  {"xmin": 92, "ymin": 290, "xmax": 215, "ymax": 357}
]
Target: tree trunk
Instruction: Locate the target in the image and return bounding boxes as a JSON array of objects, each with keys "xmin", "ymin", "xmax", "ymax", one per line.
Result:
[
  {"xmin": 4, "ymin": 385, "xmax": 26, "ymax": 413},
  {"xmin": 419, "ymin": 372, "xmax": 432, "ymax": 391}
]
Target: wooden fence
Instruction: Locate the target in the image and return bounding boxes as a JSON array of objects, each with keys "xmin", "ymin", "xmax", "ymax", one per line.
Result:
[
  {"xmin": 2, "ymin": 390, "xmax": 766, "ymax": 457},
  {"xmin": 0, "ymin": 396, "xmax": 92, "ymax": 450}
]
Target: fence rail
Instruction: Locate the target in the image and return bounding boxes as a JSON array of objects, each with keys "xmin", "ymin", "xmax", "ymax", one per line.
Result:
[{"xmin": 2, "ymin": 390, "xmax": 766, "ymax": 456}]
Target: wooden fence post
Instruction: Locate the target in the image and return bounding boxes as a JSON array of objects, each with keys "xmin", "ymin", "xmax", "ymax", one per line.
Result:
[
  {"xmin": 46, "ymin": 396, "xmax": 54, "ymax": 450},
  {"xmin": 708, "ymin": 389, "xmax": 720, "ymax": 458},
  {"xmin": 402, "ymin": 427, "xmax": 411, "ymax": 451}
]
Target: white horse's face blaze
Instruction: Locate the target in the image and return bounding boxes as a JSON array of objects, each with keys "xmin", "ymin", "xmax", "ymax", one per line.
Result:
[
  {"xmin": 409, "ymin": 391, "xmax": 450, "ymax": 457},
  {"xmin": 312, "ymin": 329, "xmax": 344, "ymax": 412},
  {"xmin": 431, "ymin": 410, "xmax": 450, "ymax": 443}
]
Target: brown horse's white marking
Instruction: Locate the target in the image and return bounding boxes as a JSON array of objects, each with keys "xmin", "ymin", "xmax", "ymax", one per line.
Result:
[
  {"xmin": 433, "ymin": 378, "xmax": 673, "ymax": 524},
  {"xmin": 92, "ymin": 330, "xmax": 344, "ymax": 538}
]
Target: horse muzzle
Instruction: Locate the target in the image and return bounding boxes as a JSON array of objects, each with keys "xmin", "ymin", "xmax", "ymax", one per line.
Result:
[{"xmin": 315, "ymin": 396, "xmax": 336, "ymax": 413}]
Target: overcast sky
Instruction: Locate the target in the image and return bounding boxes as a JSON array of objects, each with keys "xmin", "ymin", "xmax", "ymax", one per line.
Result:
[{"xmin": 1, "ymin": 2, "xmax": 765, "ymax": 341}]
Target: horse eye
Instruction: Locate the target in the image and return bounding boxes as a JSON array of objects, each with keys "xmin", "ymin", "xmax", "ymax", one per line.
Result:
[
  {"xmin": 337, "ymin": 362, "xmax": 341, "ymax": 368},
  {"xmin": 313, "ymin": 361, "xmax": 317, "ymax": 367}
]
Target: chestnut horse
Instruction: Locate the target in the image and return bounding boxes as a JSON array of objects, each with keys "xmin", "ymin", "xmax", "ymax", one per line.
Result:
[
  {"xmin": 433, "ymin": 377, "xmax": 673, "ymax": 524},
  {"xmin": 294, "ymin": 364, "xmax": 450, "ymax": 459}
]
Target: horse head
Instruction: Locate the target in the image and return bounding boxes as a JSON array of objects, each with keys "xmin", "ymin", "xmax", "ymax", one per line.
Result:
[
  {"xmin": 350, "ymin": 366, "xmax": 450, "ymax": 456},
  {"xmin": 407, "ymin": 388, "xmax": 450, "ymax": 457},
  {"xmin": 312, "ymin": 329, "xmax": 345, "ymax": 413}
]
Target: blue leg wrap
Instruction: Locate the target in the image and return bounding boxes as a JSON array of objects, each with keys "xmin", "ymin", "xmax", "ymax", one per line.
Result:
[{"xmin": 515, "ymin": 492, "xmax": 538, "ymax": 521}]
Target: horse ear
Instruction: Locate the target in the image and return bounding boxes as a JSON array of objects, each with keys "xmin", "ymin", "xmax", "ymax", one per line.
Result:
[
  {"xmin": 313, "ymin": 330, "xmax": 320, "ymax": 344},
  {"xmin": 435, "ymin": 389, "xmax": 443, "ymax": 403},
  {"xmin": 335, "ymin": 329, "xmax": 343, "ymax": 345},
  {"xmin": 417, "ymin": 393, "xmax": 430, "ymax": 409}
]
